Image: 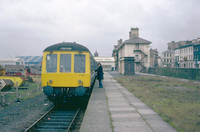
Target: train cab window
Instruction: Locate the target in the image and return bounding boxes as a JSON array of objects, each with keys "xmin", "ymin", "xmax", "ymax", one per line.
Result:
[
  {"xmin": 74, "ymin": 54, "xmax": 85, "ymax": 73},
  {"xmin": 46, "ymin": 54, "xmax": 57, "ymax": 72},
  {"xmin": 60, "ymin": 54, "xmax": 71, "ymax": 72}
]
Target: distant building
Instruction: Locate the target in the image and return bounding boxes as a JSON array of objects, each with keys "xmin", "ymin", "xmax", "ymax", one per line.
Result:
[
  {"xmin": 0, "ymin": 56, "xmax": 42, "ymax": 75},
  {"xmin": 194, "ymin": 42, "xmax": 200, "ymax": 68},
  {"xmin": 162, "ymin": 50, "xmax": 175, "ymax": 67},
  {"xmin": 163, "ymin": 37, "xmax": 200, "ymax": 68},
  {"xmin": 178, "ymin": 44, "xmax": 194, "ymax": 68},
  {"xmin": 94, "ymin": 57, "xmax": 115, "ymax": 71},
  {"xmin": 113, "ymin": 27, "xmax": 151, "ymax": 73},
  {"xmin": 16, "ymin": 56, "xmax": 42, "ymax": 68},
  {"xmin": 94, "ymin": 51, "xmax": 99, "ymax": 57},
  {"xmin": 168, "ymin": 40, "xmax": 192, "ymax": 50},
  {"xmin": 0, "ymin": 58, "xmax": 20, "ymax": 66},
  {"xmin": 150, "ymin": 49, "xmax": 161, "ymax": 67},
  {"xmin": 5, "ymin": 65, "xmax": 25, "ymax": 76},
  {"xmin": 112, "ymin": 39, "xmax": 122, "ymax": 71},
  {"xmin": 174, "ymin": 49, "xmax": 180, "ymax": 67}
]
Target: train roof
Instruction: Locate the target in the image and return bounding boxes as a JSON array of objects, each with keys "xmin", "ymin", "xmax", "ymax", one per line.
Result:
[{"xmin": 44, "ymin": 42, "xmax": 90, "ymax": 52}]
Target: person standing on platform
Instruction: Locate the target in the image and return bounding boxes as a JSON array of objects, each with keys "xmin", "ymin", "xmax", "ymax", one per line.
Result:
[{"xmin": 95, "ymin": 63, "xmax": 104, "ymax": 88}]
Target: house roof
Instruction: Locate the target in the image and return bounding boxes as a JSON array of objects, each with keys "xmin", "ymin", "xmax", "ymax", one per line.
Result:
[
  {"xmin": 117, "ymin": 37, "xmax": 151, "ymax": 50},
  {"xmin": 123, "ymin": 37, "xmax": 151, "ymax": 44},
  {"xmin": 193, "ymin": 40, "xmax": 200, "ymax": 45},
  {"xmin": 178, "ymin": 44, "xmax": 194, "ymax": 49},
  {"xmin": 162, "ymin": 50, "xmax": 175, "ymax": 54}
]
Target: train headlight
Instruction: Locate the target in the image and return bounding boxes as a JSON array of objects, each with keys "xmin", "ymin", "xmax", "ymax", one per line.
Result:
[
  {"xmin": 78, "ymin": 80, "xmax": 82, "ymax": 84},
  {"xmin": 49, "ymin": 79, "xmax": 53, "ymax": 84}
]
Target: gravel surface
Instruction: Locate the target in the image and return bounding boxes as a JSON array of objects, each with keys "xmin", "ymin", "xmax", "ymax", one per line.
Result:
[{"xmin": 0, "ymin": 94, "xmax": 52, "ymax": 132}]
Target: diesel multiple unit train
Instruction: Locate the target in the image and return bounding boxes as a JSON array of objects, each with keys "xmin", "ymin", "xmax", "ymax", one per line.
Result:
[{"xmin": 42, "ymin": 42, "xmax": 98, "ymax": 105}]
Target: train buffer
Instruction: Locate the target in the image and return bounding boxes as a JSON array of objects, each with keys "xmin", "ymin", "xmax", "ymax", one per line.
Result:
[{"xmin": 80, "ymin": 72, "xmax": 177, "ymax": 132}]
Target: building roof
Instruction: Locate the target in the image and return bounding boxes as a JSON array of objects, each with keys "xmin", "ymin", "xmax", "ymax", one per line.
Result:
[
  {"xmin": 193, "ymin": 40, "xmax": 200, "ymax": 45},
  {"xmin": 123, "ymin": 37, "xmax": 151, "ymax": 44},
  {"xmin": 178, "ymin": 44, "xmax": 194, "ymax": 49},
  {"xmin": 162, "ymin": 50, "xmax": 175, "ymax": 54},
  {"xmin": 16, "ymin": 56, "xmax": 42, "ymax": 64},
  {"xmin": 5, "ymin": 65, "xmax": 24, "ymax": 69},
  {"xmin": 0, "ymin": 58, "xmax": 20, "ymax": 61},
  {"xmin": 117, "ymin": 37, "xmax": 151, "ymax": 50}
]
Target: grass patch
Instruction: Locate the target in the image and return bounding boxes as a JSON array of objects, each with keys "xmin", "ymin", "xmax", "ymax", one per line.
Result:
[
  {"xmin": 114, "ymin": 75, "xmax": 200, "ymax": 132},
  {"xmin": 1, "ymin": 80, "xmax": 43, "ymax": 109}
]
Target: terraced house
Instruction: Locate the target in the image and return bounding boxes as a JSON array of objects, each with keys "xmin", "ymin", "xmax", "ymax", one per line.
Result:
[
  {"xmin": 162, "ymin": 50, "xmax": 175, "ymax": 67},
  {"xmin": 165, "ymin": 38, "xmax": 200, "ymax": 68}
]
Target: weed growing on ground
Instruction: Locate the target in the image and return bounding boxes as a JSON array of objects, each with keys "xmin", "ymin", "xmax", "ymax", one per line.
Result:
[
  {"xmin": 1, "ymin": 80, "xmax": 43, "ymax": 109},
  {"xmin": 115, "ymin": 75, "xmax": 200, "ymax": 132}
]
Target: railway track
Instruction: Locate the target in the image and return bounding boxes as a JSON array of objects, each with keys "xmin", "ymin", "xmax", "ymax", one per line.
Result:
[{"xmin": 24, "ymin": 106, "xmax": 81, "ymax": 132}]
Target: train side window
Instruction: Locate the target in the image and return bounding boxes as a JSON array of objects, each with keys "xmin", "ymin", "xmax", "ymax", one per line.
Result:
[
  {"xmin": 90, "ymin": 57, "xmax": 96, "ymax": 71},
  {"xmin": 60, "ymin": 54, "xmax": 71, "ymax": 72},
  {"xmin": 46, "ymin": 54, "xmax": 57, "ymax": 72},
  {"xmin": 90, "ymin": 57, "xmax": 93, "ymax": 71},
  {"xmin": 74, "ymin": 54, "xmax": 85, "ymax": 73}
]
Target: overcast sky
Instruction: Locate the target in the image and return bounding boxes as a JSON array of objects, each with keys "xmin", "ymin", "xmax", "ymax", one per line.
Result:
[{"xmin": 0, "ymin": 0, "xmax": 200, "ymax": 58}]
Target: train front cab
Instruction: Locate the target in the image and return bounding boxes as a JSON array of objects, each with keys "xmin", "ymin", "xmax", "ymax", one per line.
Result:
[{"xmin": 42, "ymin": 50, "xmax": 93, "ymax": 103}]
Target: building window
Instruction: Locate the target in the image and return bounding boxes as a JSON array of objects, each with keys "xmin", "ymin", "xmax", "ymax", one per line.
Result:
[{"xmin": 136, "ymin": 43, "xmax": 139, "ymax": 50}]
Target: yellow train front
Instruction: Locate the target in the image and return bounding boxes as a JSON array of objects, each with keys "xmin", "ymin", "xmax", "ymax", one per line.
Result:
[{"xmin": 42, "ymin": 42, "xmax": 97, "ymax": 105}]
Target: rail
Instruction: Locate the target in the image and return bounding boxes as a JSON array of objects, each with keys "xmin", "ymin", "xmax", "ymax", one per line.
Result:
[
  {"xmin": 24, "ymin": 106, "xmax": 80, "ymax": 132},
  {"xmin": 24, "ymin": 106, "xmax": 55, "ymax": 132},
  {"xmin": 66, "ymin": 108, "xmax": 80, "ymax": 132}
]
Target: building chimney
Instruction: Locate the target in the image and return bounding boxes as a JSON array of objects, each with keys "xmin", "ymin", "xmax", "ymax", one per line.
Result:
[
  {"xmin": 118, "ymin": 39, "xmax": 123, "ymax": 45},
  {"xmin": 129, "ymin": 27, "xmax": 139, "ymax": 38}
]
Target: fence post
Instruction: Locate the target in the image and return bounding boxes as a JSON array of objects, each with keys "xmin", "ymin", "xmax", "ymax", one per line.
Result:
[
  {"xmin": 16, "ymin": 82, "xmax": 18, "ymax": 97},
  {"xmin": 16, "ymin": 82, "xmax": 20, "ymax": 102},
  {"xmin": 0, "ymin": 84, "xmax": 5, "ymax": 106},
  {"xmin": 37, "ymin": 77, "xmax": 40, "ymax": 90},
  {"xmin": 1, "ymin": 94, "xmax": 5, "ymax": 105},
  {"xmin": 0, "ymin": 85, "xmax": 1, "ymax": 105}
]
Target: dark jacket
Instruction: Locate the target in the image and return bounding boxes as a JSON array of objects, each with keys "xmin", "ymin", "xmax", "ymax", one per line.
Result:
[{"xmin": 95, "ymin": 65, "xmax": 104, "ymax": 80}]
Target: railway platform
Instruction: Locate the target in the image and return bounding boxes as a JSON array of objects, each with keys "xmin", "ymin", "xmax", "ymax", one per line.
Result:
[{"xmin": 80, "ymin": 72, "xmax": 177, "ymax": 132}]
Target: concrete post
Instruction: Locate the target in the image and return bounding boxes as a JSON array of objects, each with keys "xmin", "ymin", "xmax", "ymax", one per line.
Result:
[
  {"xmin": 16, "ymin": 81, "xmax": 20, "ymax": 102},
  {"xmin": 1, "ymin": 95, "xmax": 5, "ymax": 105},
  {"xmin": 0, "ymin": 85, "xmax": 1, "ymax": 105},
  {"xmin": 16, "ymin": 81, "xmax": 18, "ymax": 97},
  {"xmin": 37, "ymin": 77, "xmax": 40, "ymax": 90}
]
